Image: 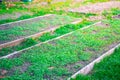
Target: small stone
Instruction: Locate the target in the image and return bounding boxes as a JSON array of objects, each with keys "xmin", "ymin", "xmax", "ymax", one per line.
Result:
[
  {"xmin": 48, "ymin": 67, "xmax": 54, "ymax": 70},
  {"xmin": 1, "ymin": 70, "xmax": 7, "ymax": 75}
]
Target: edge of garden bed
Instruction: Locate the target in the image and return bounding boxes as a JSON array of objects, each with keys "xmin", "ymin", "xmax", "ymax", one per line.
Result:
[
  {"xmin": 0, "ymin": 19, "xmax": 82, "ymax": 49},
  {"xmin": 0, "ymin": 14, "xmax": 53, "ymax": 26},
  {"xmin": 0, "ymin": 21, "xmax": 101, "ymax": 59},
  {"xmin": 69, "ymin": 43, "xmax": 120, "ymax": 80}
]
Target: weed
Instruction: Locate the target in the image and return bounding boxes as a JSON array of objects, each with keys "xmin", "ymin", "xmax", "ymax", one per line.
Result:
[
  {"xmin": 72, "ymin": 47, "xmax": 120, "ymax": 80},
  {"xmin": 102, "ymin": 8, "xmax": 120, "ymax": 19}
]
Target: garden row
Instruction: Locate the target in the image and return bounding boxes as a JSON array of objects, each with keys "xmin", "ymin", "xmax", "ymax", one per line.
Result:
[{"xmin": 0, "ymin": 18, "xmax": 120, "ymax": 79}]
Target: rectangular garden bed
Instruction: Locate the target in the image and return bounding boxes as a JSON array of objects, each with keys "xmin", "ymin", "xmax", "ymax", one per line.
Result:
[
  {"xmin": 0, "ymin": 18, "xmax": 120, "ymax": 80},
  {"xmin": 0, "ymin": 14, "xmax": 77, "ymax": 44},
  {"xmin": 71, "ymin": 47, "xmax": 120, "ymax": 80}
]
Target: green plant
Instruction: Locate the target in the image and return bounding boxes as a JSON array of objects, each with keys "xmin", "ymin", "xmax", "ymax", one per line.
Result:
[
  {"xmin": 38, "ymin": 32, "xmax": 57, "ymax": 42},
  {"xmin": 22, "ymin": 38, "xmax": 37, "ymax": 46},
  {"xmin": 102, "ymin": 8, "xmax": 120, "ymax": 19},
  {"xmin": 72, "ymin": 47, "xmax": 120, "ymax": 80}
]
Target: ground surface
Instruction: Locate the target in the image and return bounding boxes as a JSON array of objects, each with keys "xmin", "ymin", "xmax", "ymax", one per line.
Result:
[
  {"xmin": 69, "ymin": 1, "xmax": 120, "ymax": 14},
  {"xmin": 0, "ymin": 18, "xmax": 120, "ymax": 80},
  {"xmin": 0, "ymin": 12, "xmax": 33, "ymax": 21},
  {"xmin": 0, "ymin": 0, "xmax": 120, "ymax": 80}
]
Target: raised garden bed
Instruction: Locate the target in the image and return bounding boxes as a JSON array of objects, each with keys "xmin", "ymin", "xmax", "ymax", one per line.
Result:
[
  {"xmin": 0, "ymin": 20, "xmax": 94, "ymax": 57},
  {"xmin": 0, "ymin": 14, "xmax": 77, "ymax": 45},
  {"xmin": 0, "ymin": 18, "xmax": 120, "ymax": 79},
  {"xmin": 70, "ymin": 43, "xmax": 120, "ymax": 79},
  {"xmin": 71, "ymin": 47, "xmax": 120, "ymax": 80}
]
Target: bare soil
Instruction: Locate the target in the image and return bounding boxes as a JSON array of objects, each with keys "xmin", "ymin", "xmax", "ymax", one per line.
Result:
[
  {"xmin": 0, "ymin": 12, "xmax": 33, "ymax": 21},
  {"xmin": 87, "ymin": 16, "xmax": 104, "ymax": 21},
  {"xmin": 0, "ymin": 62, "xmax": 30, "ymax": 78},
  {"xmin": 69, "ymin": 1, "xmax": 120, "ymax": 14},
  {"xmin": 113, "ymin": 14, "xmax": 120, "ymax": 19},
  {"xmin": 0, "ymin": 14, "xmax": 54, "ymax": 30}
]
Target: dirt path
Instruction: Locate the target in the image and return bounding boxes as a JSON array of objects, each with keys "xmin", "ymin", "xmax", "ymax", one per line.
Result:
[
  {"xmin": 0, "ymin": 12, "xmax": 33, "ymax": 21},
  {"xmin": 69, "ymin": 1, "xmax": 120, "ymax": 14}
]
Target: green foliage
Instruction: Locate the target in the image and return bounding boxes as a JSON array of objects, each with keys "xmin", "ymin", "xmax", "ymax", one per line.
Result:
[
  {"xmin": 0, "ymin": 38, "xmax": 37, "ymax": 57},
  {"xmin": 71, "ymin": 75, "xmax": 91, "ymax": 80},
  {"xmin": 39, "ymin": 21, "xmax": 93, "ymax": 42},
  {"xmin": 102, "ymin": 8, "xmax": 120, "ymax": 19},
  {"xmin": 79, "ymin": 52, "xmax": 92, "ymax": 61},
  {"xmin": 73, "ymin": 47, "xmax": 120, "ymax": 80},
  {"xmin": 84, "ymin": 0, "xmax": 109, "ymax": 3},
  {"xmin": 17, "ymin": 14, "xmax": 33, "ymax": 20},
  {"xmin": 0, "ymin": 58, "xmax": 24, "ymax": 69},
  {"xmin": 38, "ymin": 32, "xmax": 57, "ymax": 42},
  {"xmin": 22, "ymin": 38, "xmax": 37, "ymax": 47},
  {"xmin": 55, "ymin": 24, "xmax": 77, "ymax": 34}
]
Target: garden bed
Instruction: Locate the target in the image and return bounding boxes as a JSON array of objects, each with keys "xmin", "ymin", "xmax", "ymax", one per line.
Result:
[
  {"xmin": 71, "ymin": 47, "xmax": 120, "ymax": 80},
  {"xmin": 70, "ymin": 43, "xmax": 120, "ymax": 79},
  {"xmin": 0, "ymin": 14, "xmax": 77, "ymax": 44},
  {"xmin": 0, "ymin": 20, "xmax": 94, "ymax": 57},
  {"xmin": 0, "ymin": 18, "xmax": 120, "ymax": 79}
]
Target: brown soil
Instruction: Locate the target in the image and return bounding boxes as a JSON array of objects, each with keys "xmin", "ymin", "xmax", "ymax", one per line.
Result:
[
  {"xmin": 0, "ymin": 12, "xmax": 33, "ymax": 21},
  {"xmin": 0, "ymin": 14, "xmax": 54, "ymax": 30},
  {"xmin": 113, "ymin": 14, "xmax": 120, "ymax": 19},
  {"xmin": 88, "ymin": 16, "xmax": 104, "ymax": 21},
  {"xmin": 95, "ymin": 21, "xmax": 110, "ymax": 28},
  {"xmin": 69, "ymin": 1, "xmax": 120, "ymax": 14},
  {"xmin": 0, "ymin": 62, "xmax": 30, "ymax": 78}
]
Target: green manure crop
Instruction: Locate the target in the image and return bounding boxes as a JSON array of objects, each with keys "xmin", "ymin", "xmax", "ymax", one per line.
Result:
[{"xmin": 0, "ymin": 18, "xmax": 120, "ymax": 80}]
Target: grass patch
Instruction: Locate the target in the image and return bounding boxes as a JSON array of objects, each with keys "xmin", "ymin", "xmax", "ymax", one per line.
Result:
[
  {"xmin": 0, "ymin": 38, "xmax": 37, "ymax": 56},
  {"xmin": 102, "ymin": 8, "xmax": 120, "ymax": 19},
  {"xmin": 39, "ymin": 21, "xmax": 93, "ymax": 41},
  {"xmin": 0, "ymin": 18, "xmax": 120, "ymax": 79},
  {"xmin": 71, "ymin": 47, "xmax": 120, "ymax": 80}
]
